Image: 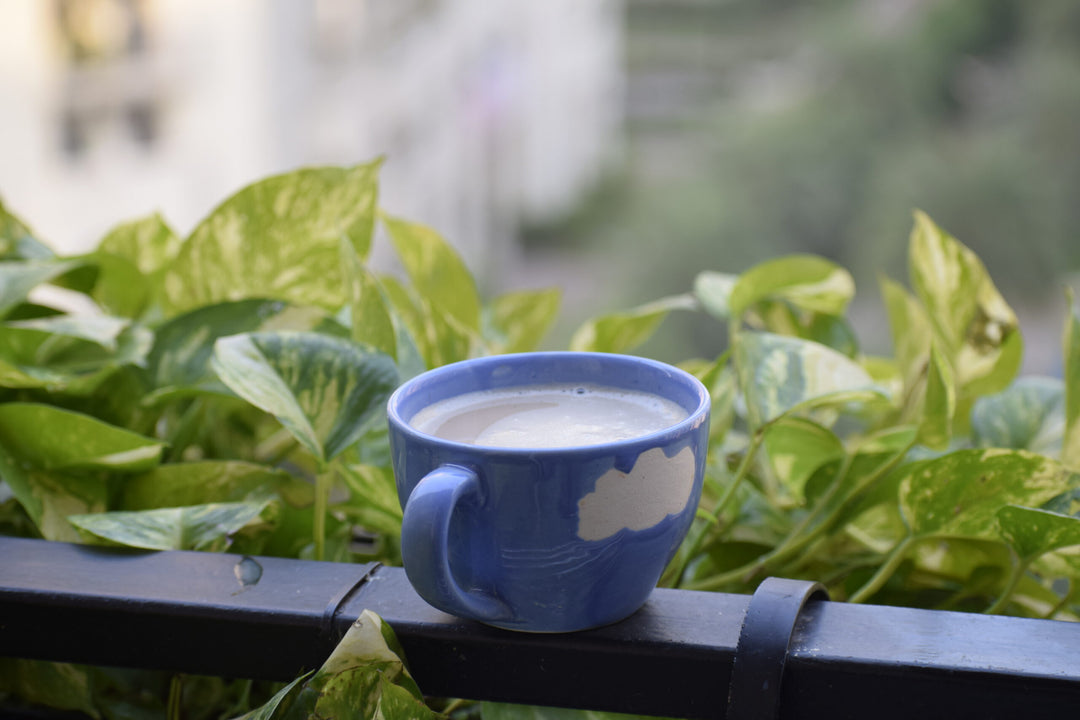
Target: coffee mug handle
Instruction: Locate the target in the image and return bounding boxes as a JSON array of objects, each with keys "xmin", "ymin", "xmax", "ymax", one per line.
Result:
[{"xmin": 400, "ymin": 464, "xmax": 508, "ymax": 623}]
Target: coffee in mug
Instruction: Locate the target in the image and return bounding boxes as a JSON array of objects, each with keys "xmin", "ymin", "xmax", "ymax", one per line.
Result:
[{"xmin": 408, "ymin": 383, "xmax": 688, "ymax": 448}]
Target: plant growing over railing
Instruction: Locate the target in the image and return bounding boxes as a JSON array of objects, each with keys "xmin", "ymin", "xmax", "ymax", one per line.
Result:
[{"xmin": 1, "ymin": 163, "xmax": 1078, "ymax": 717}]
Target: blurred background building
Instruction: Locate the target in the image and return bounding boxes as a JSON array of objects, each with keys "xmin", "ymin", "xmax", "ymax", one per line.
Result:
[
  {"xmin": 0, "ymin": 0, "xmax": 623, "ymax": 282},
  {"xmin": 2, "ymin": 0, "xmax": 1079, "ymax": 369}
]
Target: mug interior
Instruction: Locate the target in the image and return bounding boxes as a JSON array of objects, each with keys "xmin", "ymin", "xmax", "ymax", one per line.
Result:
[{"xmin": 388, "ymin": 352, "xmax": 708, "ymax": 450}]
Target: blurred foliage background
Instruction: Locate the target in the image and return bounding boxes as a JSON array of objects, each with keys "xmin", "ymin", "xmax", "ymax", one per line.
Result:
[{"xmin": 523, "ymin": 0, "xmax": 1080, "ymax": 369}]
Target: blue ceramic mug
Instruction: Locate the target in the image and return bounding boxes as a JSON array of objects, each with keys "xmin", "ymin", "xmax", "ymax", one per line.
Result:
[{"xmin": 387, "ymin": 352, "xmax": 710, "ymax": 632}]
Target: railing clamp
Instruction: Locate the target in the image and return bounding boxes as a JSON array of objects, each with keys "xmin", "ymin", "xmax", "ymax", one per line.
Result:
[{"xmin": 726, "ymin": 577, "xmax": 829, "ymax": 720}]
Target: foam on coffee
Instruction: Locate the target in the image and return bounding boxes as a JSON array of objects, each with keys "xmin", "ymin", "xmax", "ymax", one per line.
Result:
[{"xmin": 409, "ymin": 383, "xmax": 688, "ymax": 448}]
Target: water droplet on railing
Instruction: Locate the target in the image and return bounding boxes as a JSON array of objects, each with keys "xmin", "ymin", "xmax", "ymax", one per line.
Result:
[{"xmin": 234, "ymin": 556, "xmax": 262, "ymax": 588}]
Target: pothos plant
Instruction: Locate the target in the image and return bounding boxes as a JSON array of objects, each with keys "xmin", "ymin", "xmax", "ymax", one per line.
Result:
[{"xmin": 0, "ymin": 161, "xmax": 1078, "ymax": 718}]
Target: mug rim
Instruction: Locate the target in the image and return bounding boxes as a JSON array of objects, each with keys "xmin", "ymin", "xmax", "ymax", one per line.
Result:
[{"xmin": 386, "ymin": 351, "xmax": 711, "ymax": 456}]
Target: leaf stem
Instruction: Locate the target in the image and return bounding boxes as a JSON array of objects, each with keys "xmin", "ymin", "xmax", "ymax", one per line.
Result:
[
  {"xmin": 667, "ymin": 431, "xmax": 763, "ymax": 588},
  {"xmin": 314, "ymin": 465, "xmax": 334, "ymax": 562},
  {"xmin": 985, "ymin": 554, "xmax": 1029, "ymax": 615},
  {"xmin": 167, "ymin": 675, "xmax": 183, "ymax": 720},
  {"xmin": 166, "ymin": 399, "xmax": 204, "ymax": 462},
  {"xmin": 848, "ymin": 535, "xmax": 915, "ymax": 604},
  {"xmin": 1043, "ymin": 579, "xmax": 1073, "ymax": 620},
  {"xmin": 684, "ymin": 440, "xmax": 913, "ymax": 592}
]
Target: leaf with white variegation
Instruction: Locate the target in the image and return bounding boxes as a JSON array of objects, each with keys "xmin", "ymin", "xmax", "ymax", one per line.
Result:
[
  {"xmin": 694, "ymin": 271, "xmax": 737, "ymax": 320},
  {"xmin": 382, "ymin": 214, "xmax": 480, "ymax": 334},
  {"xmin": 916, "ymin": 345, "xmax": 955, "ymax": 451},
  {"xmin": 0, "ymin": 403, "xmax": 164, "ymax": 472},
  {"xmin": 146, "ymin": 299, "xmax": 348, "ymax": 402},
  {"xmin": 211, "ymin": 331, "xmax": 398, "ymax": 464},
  {"xmin": 0, "ymin": 199, "xmax": 54, "ymax": 260},
  {"xmin": 163, "ymin": 162, "xmax": 381, "ymax": 315},
  {"xmin": 971, "ymin": 376, "xmax": 1064, "ymax": 456},
  {"xmin": 880, "ymin": 275, "xmax": 931, "ymax": 389},
  {"xmin": 0, "ymin": 445, "xmax": 107, "ymax": 542},
  {"xmin": 570, "ymin": 295, "xmax": 696, "ymax": 354},
  {"xmin": 483, "ymin": 288, "xmax": 561, "ymax": 354},
  {"xmin": 99, "ymin": 212, "xmax": 181, "ymax": 277},
  {"xmin": 997, "ymin": 505, "xmax": 1080, "ymax": 561},
  {"xmin": 734, "ymin": 331, "xmax": 888, "ymax": 431},
  {"xmin": 0, "ymin": 260, "xmax": 80, "ymax": 319},
  {"xmin": 341, "ymin": 237, "xmax": 396, "ymax": 359},
  {"xmin": 729, "ymin": 254, "xmax": 855, "ymax": 322},
  {"xmin": 1062, "ymin": 288, "xmax": 1080, "ymax": 470},
  {"xmin": 764, "ymin": 416, "xmax": 845, "ymax": 501},
  {"xmin": 120, "ymin": 460, "xmax": 302, "ymax": 511},
  {"xmin": 908, "ymin": 210, "xmax": 1020, "ymax": 395},
  {"xmin": 68, "ymin": 499, "xmax": 276, "ymax": 552},
  {"xmin": 899, "ymin": 449, "xmax": 1073, "ymax": 539}
]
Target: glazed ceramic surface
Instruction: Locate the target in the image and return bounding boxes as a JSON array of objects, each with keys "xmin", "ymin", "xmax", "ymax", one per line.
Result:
[{"xmin": 387, "ymin": 352, "xmax": 710, "ymax": 632}]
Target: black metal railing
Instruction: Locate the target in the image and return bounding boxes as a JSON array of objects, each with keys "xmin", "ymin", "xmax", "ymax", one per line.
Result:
[{"xmin": 3, "ymin": 536, "xmax": 1079, "ymax": 719}]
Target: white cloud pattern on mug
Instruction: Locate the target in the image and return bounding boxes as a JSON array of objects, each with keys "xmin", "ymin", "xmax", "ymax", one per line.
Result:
[{"xmin": 576, "ymin": 446, "xmax": 697, "ymax": 541}]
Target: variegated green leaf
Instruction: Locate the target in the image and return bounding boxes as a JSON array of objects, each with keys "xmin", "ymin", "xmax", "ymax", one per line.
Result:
[
  {"xmin": 483, "ymin": 288, "xmax": 561, "ymax": 354},
  {"xmin": 0, "ymin": 660, "xmax": 98, "ymax": 718},
  {"xmin": 341, "ymin": 237, "xmax": 397, "ymax": 358},
  {"xmin": 916, "ymin": 345, "xmax": 955, "ymax": 451},
  {"xmin": 1062, "ymin": 288, "xmax": 1080, "ymax": 470},
  {"xmin": 971, "ymin": 376, "xmax": 1064, "ymax": 456},
  {"xmin": 68, "ymin": 499, "xmax": 275, "ymax": 552},
  {"xmin": 0, "ymin": 198, "xmax": 53, "ymax": 260},
  {"xmin": 0, "ymin": 322, "xmax": 151, "ymax": 395},
  {"xmin": 997, "ymin": 505, "xmax": 1080, "ymax": 561},
  {"xmin": 734, "ymin": 331, "xmax": 888, "ymax": 431},
  {"xmin": 745, "ymin": 300, "xmax": 859, "ymax": 357},
  {"xmin": 899, "ymin": 449, "xmax": 1073, "ymax": 538},
  {"xmin": 0, "ymin": 445, "xmax": 107, "ymax": 541},
  {"xmin": 211, "ymin": 331, "xmax": 398, "ymax": 464},
  {"xmin": 880, "ymin": 274, "xmax": 931, "ymax": 388},
  {"xmin": 163, "ymin": 162, "xmax": 381, "ymax": 315},
  {"xmin": 694, "ymin": 271, "xmax": 737, "ymax": 320},
  {"xmin": 570, "ymin": 294, "xmax": 696, "ymax": 353},
  {"xmin": 908, "ymin": 210, "xmax": 1020, "ymax": 394},
  {"xmin": 382, "ymin": 213, "xmax": 481, "ymax": 333},
  {"xmin": 98, "ymin": 212, "xmax": 181, "ymax": 277},
  {"xmin": 338, "ymin": 463, "xmax": 403, "ymax": 537},
  {"xmin": 6, "ymin": 314, "xmax": 130, "ymax": 352},
  {"xmin": 238, "ymin": 610, "xmax": 433, "ymax": 720},
  {"xmin": 764, "ymin": 416, "xmax": 845, "ymax": 501},
  {"xmin": 0, "ymin": 403, "xmax": 164, "ymax": 472},
  {"xmin": 0, "ymin": 260, "xmax": 79, "ymax": 318},
  {"xmin": 680, "ymin": 352, "xmax": 735, "ymax": 444},
  {"xmin": 729, "ymin": 254, "xmax": 854, "ymax": 322},
  {"xmin": 379, "ymin": 273, "xmax": 468, "ymax": 370},
  {"xmin": 146, "ymin": 299, "xmax": 347, "ymax": 402},
  {"xmin": 121, "ymin": 460, "xmax": 302, "ymax": 511}
]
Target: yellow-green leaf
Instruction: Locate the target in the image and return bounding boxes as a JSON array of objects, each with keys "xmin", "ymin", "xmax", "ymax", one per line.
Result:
[
  {"xmin": 729, "ymin": 254, "xmax": 855, "ymax": 322},
  {"xmin": 0, "ymin": 403, "xmax": 164, "ymax": 472},
  {"xmin": 69, "ymin": 499, "xmax": 276, "ymax": 552},
  {"xmin": 570, "ymin": 294, "xmax": 696, "ymax": 353},
  {"xmin": 1062, "ymin": 288, "xmax": 1080, "ymax": 470},
  {"xmin": 382, "ymin": 213, "xmax": 480, "ymax": 333},
  {"xmin": 163, "ymin": 162, "xmax": 381, "ymax": 315},
  {"xmin": 483, "ymin": 288, "xmax": 561, "ymax": 354},
  {"xmin": 916, "ymin": 345, "xmax": 956, "ymax": 451},
  {"xmin": 899, "ymin": 449, "xmax": 1073, "ymax": 538},
  {"xmin": 341, "ymin": 238, "xmax": 396, "ymax": 359},
  {"xmin": 734, "ymin": 331, "xmax": 887, "ymax": 431},
  {"xmin": 211, "ymin": 331, "xmax": 398, "ymax": 464}
]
